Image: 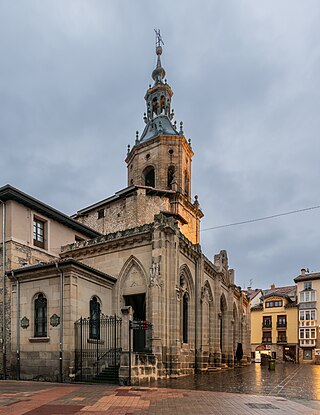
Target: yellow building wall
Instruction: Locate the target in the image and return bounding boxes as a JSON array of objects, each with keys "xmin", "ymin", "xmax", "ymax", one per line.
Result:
[{"xmin": 251, "ymin": 296, "xmax": 298, "ymax": 345}]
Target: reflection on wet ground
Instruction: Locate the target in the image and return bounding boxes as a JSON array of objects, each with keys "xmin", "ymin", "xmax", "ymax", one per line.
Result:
[{"xmin": 153, "ymin": 363, "xmax": 320, "ymax": 401}]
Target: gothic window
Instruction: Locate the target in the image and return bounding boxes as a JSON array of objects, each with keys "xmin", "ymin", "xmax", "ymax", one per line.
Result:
[
  {"xmin": 183, "ymin": 293, "xmax": 189, "ymax": 343},
  {"xmin": 34, "ymin": 293, "xmax": 47, "ymax": 337},
  {"xmin": 167, "ymin": 166, "xmax": 175, "ymax": 189},
  {"xmin": 143, "ymin": 166, "xmax": 155, "ymax": 187},
  {"xmin": 89, "ymin": 296, "xmax": 101, "ymax": 340},
  {"xmin": 184, "ymin": 172, "xmax": 189, "ymax": 197}
]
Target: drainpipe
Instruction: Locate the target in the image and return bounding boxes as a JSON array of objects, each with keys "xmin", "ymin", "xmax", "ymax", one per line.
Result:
[
  {"xmin": 194, "ymin": 197, "xmax": 200, "ymax": 373},
  {"xmin": 12, "ymin": 271, "xmax": 20, "ymax": 380},
  {"xmin": 194, "ymin": 253, "xmax": 199, "ymax": 373},
  {"xmin": 55, "ymin": 262, "xmax": 63, "ymax": 383},
  {"xmin": 1, "ymin": 200, "xmax": 6, "ymax": 379}
]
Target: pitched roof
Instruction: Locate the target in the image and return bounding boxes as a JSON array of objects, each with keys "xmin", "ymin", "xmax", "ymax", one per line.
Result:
[
  {"xmin": 263, "ymin": 285, "xmax": 296, "ymax": 298},
  {"xmin": 294, "ymin": 272, "xmax": 320, "ymax": 282},
  {"xmin": 246, "ymin": 288, "xmax": 262, "ymax": 301},
  {"xmin": 0, "ymin": 184, "xmax": 100, "ymax": 239},
  {"xmin": 7, "ymin": 258, "xmax": 116, "ymax": 283}
]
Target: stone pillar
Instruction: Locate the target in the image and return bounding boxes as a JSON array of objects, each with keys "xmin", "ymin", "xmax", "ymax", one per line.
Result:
[{"xmin": 119, "ymin": 306, "xmax": 133, "ymax": 385}]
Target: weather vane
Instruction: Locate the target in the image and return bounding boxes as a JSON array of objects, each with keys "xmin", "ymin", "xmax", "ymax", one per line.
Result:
[{"xmin": 154, "ymin": 29, "xmax": 164, "ymax": 48}]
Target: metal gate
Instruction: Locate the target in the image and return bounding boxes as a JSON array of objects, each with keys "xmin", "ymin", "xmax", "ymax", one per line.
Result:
[{"xmin": 74, "ymin": 315, "xmax": 122, "ymax": 381}]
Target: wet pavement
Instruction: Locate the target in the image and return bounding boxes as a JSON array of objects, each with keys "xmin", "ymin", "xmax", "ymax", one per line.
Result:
[
  {"xmin": 1, "ymin": 364, "xmax": 320, "ymax": 414},
  {"xmin": 0, "ymin": 381, "xmax": 318, "ymax": 414},
  {"xmin": 155, "ymin": 362, "xmax": 320, "ymax": 401}
]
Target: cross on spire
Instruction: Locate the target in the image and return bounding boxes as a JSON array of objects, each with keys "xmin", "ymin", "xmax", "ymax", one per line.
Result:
[{"xmin": 154, "ymin": 29, "xmax": 164, "ymax": 48}]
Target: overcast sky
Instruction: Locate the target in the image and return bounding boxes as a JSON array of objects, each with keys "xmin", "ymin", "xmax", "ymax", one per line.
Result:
[{"xmin": 1, "ymin": 1, "xmax": 320, "ymax": 289}]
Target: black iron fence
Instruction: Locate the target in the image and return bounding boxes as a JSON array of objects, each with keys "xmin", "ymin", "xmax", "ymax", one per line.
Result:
[{"xmin": 74, "ymin": 315, "xmax": 122, "ymax": 381}]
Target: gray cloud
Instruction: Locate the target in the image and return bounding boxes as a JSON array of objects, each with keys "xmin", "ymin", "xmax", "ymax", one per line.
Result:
[{"xmin": 1, "ymin": 0, "xmax": 320, "ymax": 288}]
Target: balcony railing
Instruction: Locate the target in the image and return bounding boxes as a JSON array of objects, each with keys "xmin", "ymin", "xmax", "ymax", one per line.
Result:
[
  {"xmin": 277, "ymin": 337, "xmax": 287, "ymax": 343},
  {"xmin": 262, "ymin": 338, "xmax": 272, "ymax": 344},
  {"xmin": 262, "ymin": 323, "xmax": 272, "ymax": 328},
  {"xmin": 299, "ymin": 320, "xmax": 317, "ymax": 327},
  {"xmin": 299, "ymin": 339, "xmax": 316, "ymax": 347},
  {"xmin": 277, "ymin": 323, "xmax": 287, "ymax": 328}
]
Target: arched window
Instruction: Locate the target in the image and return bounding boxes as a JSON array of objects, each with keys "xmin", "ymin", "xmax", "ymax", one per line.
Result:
[
  {"xmin": 34, "ymin": 293, "xmax": 47, "ymax": 337},
  {"xmin": 89, "ymin": 296, "xmax": 101, "ymax": 340},
  {"xmin": 160, "ymin": 95, "xmax": 165, "ymax": 113},
  {"xmin": 143, "ymin": 166, "xmax": 155, "ymax": 187},
  {"xmin": 183, "ymin": 293, "xmax": 189, "ymax": 343},
  {"xmin": 167, "ymin": 166, "xmax": 175, "ymax": 189},
  {"xmin": 184, "ymin": 172, "xmax": 189, "ymax": 197},
  {"xmin": 152, "ymin": 97, "xmax": 158, "ymax": 116}
]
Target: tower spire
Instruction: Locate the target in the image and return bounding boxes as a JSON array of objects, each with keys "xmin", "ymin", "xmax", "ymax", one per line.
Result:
[
  {"xmin": 138, "ymin": 31, "xmax": 180, "ymax": 142},
  {"xmin": 152, "ymin": 29, "xmax": 166, "ymax": 84}
]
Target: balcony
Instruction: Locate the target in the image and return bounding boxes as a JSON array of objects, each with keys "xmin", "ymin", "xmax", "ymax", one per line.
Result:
[
  {"xmin": 299, "ymin": 339, "xmax": 316, "ymax": 347},
  {"xmin": 262, "ymin": 338, "xmax": 272, "ymax": 344},
  {"xmin": 277, "ymin": 322, "xmax": 287, "ymax": 329},
  {"xmin": 262, "ymin": 323, "xmax": 272, "ymax": 329},
  {"xmin": 299, "ymin": 320, "xmax": 317, "ymax": 327},
  {"xmin": 277, "ymin": 337, "xmax": 287, "ymax": 344}
]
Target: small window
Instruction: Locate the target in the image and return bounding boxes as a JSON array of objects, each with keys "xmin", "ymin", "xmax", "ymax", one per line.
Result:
[
  {"xmin": 262, "ymin": 331, "xmax": 272, "ymax": 343},
  {"xmin": 277, "ymin": 315, "xmax": 286, "ymax": 327},
  {"xmin": 272, "ymin": 352, "xmax": 276, "ymax": 359},
  {"xmin": 89, "ymin": 296, "xmax": 101, "ymax": 340},
  {"xmin": 265, "ymin": 300, "xmax": 282, "ymax": 308},
  {"xmin": 304, "ymin": 281, "xmax": 312, "ymax": 290},
  {"xmin": 277, "ymin": 332, "xmax": 287, "ymax": 342},
  {"xmin": 34, "ymin": 293, "xmax": 47, "ymax": 337},
  {"xmin": 97, "ymin": 208, "xmax": 105, "ymax": 219},
  {"xmin": 33, "ymin": 218, "xmax": 45, "ymax": 249},
  {"xmin": 262, "ymin": 316, "xmax": 272, "ymax": 327}
]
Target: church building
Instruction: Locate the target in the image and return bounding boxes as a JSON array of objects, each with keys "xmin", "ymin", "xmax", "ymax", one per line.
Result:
[{"xmin": 0, "ymin": 37, "xmax": 250, "ymax": 383}]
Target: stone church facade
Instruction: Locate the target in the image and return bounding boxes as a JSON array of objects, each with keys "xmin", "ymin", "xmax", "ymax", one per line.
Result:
[{"xmin": 0, "ymin": 41, "xmax": 250, "ymax": 383}]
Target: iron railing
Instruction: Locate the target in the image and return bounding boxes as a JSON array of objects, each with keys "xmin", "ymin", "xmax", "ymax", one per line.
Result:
[{"xmin": 74, "ymin": 315, "xmax": 122, "ymax": 381}]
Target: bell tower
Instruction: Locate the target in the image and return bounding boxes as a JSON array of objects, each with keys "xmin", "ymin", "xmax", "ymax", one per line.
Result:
[{"xmin": 125, "ymin": 31, "xmax": 203, "ymax": 243}]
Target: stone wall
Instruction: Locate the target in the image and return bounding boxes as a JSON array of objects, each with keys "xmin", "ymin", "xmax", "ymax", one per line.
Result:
[{"xmin": 76, "ymin": 189, "xmax": 171, "ymax": 236}]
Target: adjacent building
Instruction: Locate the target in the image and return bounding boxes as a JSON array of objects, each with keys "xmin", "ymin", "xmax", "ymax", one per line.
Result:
[
  {"xmin": 251, "ymin": 285, "xmax": 298, "ymax": 363},
  {"xmin": 0, "ymin": 185, "xmax": 101, "ymax": 379},
  {"xmin": 294, "ymin": 269, "xmax": 320, "ymax": 363}
]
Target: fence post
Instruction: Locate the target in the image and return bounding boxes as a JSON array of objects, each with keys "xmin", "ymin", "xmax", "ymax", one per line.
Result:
[
  {"xmin": 80, "ymin": 317, "xmax": 83, "ymax": 382},
  {"xmin": 119, "ymin": 306, "xmax": 133, "ymax": 385},
  {"xmin": 114, "ymin": 314, "xmax": 117, "ymax": 368},
  {"xmin": 129, "ymin": 320, "xmax": 131, "ymax": 386},
  {"xmin": 96, "ymin": 325, "xmax": 99, "ymax": 377}
]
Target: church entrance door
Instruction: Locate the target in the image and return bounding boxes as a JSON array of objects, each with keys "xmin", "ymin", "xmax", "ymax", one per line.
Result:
[{"xmin": 124, "ymin": 293, "xmax": 146, "ymax": 352}]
